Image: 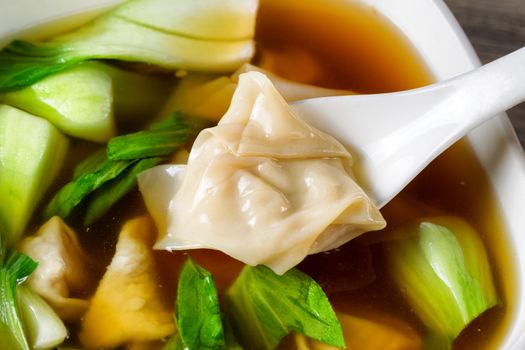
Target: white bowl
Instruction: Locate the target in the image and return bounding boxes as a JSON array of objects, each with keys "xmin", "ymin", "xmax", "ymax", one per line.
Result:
[
  {"xmin": 367, "ymin": 2, "xmax": 525, "ymax": 349},
  {"xmin": 2, "ymin": 0, "xmax": 524, "ymax": 348}
]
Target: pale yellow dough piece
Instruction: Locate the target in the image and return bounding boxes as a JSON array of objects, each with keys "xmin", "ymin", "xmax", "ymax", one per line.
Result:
[
  {"xmin": 19, "ymin": 216, "xmax": 91, "ymax": 321},
  {"xmin": 139, "ymin": 71, "xmax": 385, "ymax": 274},
  {"xmin": 80, "ymin": 216, "xmax": 174, "ymax": 349}
]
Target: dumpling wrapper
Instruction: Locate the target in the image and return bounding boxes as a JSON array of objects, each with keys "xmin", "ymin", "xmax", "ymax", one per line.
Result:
[
  {"xmin": 80, "ymin": 216, "xmax": 174, "ymax": 349},
  {"xmin": 19, "ymin": 216, "xmax": 92, "ymax": 321},
  {"xmin": 139, "ymin": 71, "xmax": 385, "ymax": 274}
]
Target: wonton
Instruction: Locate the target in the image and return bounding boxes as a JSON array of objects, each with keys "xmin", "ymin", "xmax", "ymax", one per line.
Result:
[
  {"xmin": 19, "ymin": 216, "xmax": 92, "ymax": 321},
  {"xmin": 160, "ymin": 63, "xmax": 351, "ymax": 121},
  {"xmin": 139, "ymin": 71, "xmax": 385, "ymax": 274},
  {"xmin": 80, "ymin": 216, "xmax": 174, "ymax": 349}
]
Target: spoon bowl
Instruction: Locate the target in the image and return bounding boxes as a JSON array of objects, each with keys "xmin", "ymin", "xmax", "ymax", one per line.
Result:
[{"xmin": 292, "ymin": 47, "xmax": 525, "ymax": 207}]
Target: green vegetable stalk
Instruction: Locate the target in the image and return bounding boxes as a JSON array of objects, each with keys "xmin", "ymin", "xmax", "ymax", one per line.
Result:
[
  {"xmin": 0, "ymin": 61, "xmax": 173, "ymax": 142},
  {"xmin": 0, "ymin": 248, "xmax": 37, "ymax": 350},
  {"xmin": 0, "ymin": 238, "xmax": 67, "ymax": 350},
  {"xmin": 0, "ymin": 63, "xmax": 116, "ymax": 142},
  {"xmin": 17, "ymin": 285, "xmax": 68, "ymax": 350},
  {"xmin": 384, "ymin": 217, "xmax": 499, "ymax": 347},
  {"xmin": 0, "ymin": 105, "xmax": 68, "ymax": 246}
]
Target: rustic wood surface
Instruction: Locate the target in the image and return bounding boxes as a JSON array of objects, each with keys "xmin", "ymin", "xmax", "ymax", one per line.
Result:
[{"xmin": 444, "ymin": 0, "xmax": 525, "ymax": 146}]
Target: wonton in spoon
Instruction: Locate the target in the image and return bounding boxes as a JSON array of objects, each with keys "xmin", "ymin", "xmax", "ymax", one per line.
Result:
[{"xmin": 139, "ymin": 71, "xmax": 385, "ymax": 274}]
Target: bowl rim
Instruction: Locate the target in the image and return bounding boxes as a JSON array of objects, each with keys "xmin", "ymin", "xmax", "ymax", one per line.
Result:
[{"xmin": 1, "ymin": 0, "xmax": 524, "ymax": 348}]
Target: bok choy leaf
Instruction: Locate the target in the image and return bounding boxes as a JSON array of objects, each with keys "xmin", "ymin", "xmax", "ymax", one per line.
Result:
[
  {"xmin": 107, "ymin": 113, "xmax": 210, "ymax": 160},
  {"xmin": 385, "ymin": 217, "xmax": 499, "ymax": 347},
  {"xmin": 44, "ymin": 113, "xmax": 206, "ymax": 226},
  {"xmin": 83, "ymin": 157, "xmax": 164, "ymax": 226},
  {"xmin": 225, "ymin": 265, "xmax": 345, "ymax": 350},
  {"xmin": 43, "ymin": 157, "xmax": 136, "ymax": 220},
  {"xmin": 0, "ymin": 0, "xmax": 257, "ymax": 92},
  {"xmin": 172, "ymin": 258, "xmax": 226, "ymax": 350}
]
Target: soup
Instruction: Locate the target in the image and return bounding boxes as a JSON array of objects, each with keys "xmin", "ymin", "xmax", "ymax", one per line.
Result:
[
  {"xmin": 256, "ymin": 1, "xmax": 515, "ymax": 348},
  {"xmin": 0, "ymin": 0, "xmax": 516, "ymax": 349}
]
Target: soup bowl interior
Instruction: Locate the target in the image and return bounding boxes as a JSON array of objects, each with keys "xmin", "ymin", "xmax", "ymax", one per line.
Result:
[{"xmin": 1, "ymin": 0, "xmax": 525, "ymax": 348}]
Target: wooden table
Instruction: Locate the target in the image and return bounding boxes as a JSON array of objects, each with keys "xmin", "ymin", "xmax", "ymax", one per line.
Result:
[{"xmin": 445, "ymin": 0, "xmax": 525, "ymax": 146}]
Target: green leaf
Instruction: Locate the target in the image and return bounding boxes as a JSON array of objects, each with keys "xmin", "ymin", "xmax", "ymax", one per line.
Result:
[
  {"xmin": 176, "ymin": 258, "xmax": 226, "ymax": 350},
  {"xmin": 73, "ymin": 148, "xmax": 107, "ymax": 179},
  {"xmin": 225, "ymin": 265, "xmax": 344, "ymax": 350},
  {"xmin": 45, "ymin": 112, "xmax": 208, "ymax": 224},
  {"xmin": 107, "ymin": 113, "xmax": 210, "ymax": 160},
  {"xmin": 149, "ymin": 112, "xmax": 211, "ymax": 132},
  {"xmin": 43, "ymin": 158, "xmax": 135, "ymax": 219},
  {"xmin": 0, "ymin": 40, "xmax": 82, "ymax": 92},
  {"xmin": 83, "ymin": 157, "xmax": 164, "ymax": 226},
  {"xmin": 4, "ymin": 252, "xmax": 38, "ymax": 284},
  {"xmin": 162, "ymin": 316, "xmax": 242, "ymax": 350},
  {"xmin": 107, "ymin": 127, "xmax": 191, "ymax": 160},
  {"xmin": 385, "ymin": 217, "xmax": 500, "ymax": 346}
]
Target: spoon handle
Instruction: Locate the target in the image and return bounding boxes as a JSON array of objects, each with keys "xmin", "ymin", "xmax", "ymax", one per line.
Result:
[
  {"xmin": 292, "ymin": 47, "xmax": 525, "ymax": 208},
  {"xmin": 442, "ymin": 46, "xmax": 525, "ymax": 132},
  {"xmin": 372, "ymin": 47, "xmax": 525, "ymax": 206}
]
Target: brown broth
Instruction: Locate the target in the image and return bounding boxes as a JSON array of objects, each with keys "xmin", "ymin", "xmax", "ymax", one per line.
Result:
[
  {"xmin": 32, "ymin": 0, "xmax": 515, "ymax": 349},
  {"xmin": 255, "ymin": 0, "xmax": 433, "ymax": 92},
  {"xmin": 254, "ymin": 0, "xmax": 516, "ymax": 349}
]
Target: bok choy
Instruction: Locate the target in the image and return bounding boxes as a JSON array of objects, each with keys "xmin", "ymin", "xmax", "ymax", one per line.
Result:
[
  {"xmin": 0, "ymin": 63, "xmax": 115, "ymax": 142},
  {"xmin": 168, "ymin": 259, "xmax": 343, "ymax": 350},
  {"xmin": 225, "ymin": 265, "xmax": 345, "ymax": 350},
  {"xmin": 44, "ymin": 113, "xmax": 208, "ymax": 226},
  {"xmin": 0, "ymin": 0, "xmax": 258, "ymax": 92},
  {"xmin": 17, "ymin": 285, "xmax": 68, "ymax": 350},
  {"xmin": 0, "ymin": 239, "xmax": 67, "ymax": 350},
  {"xmin": 385, "ymin": 217, "xmax": 499, "ymax": 348},
  {"xmin": 0, "ymin": 247, "xmax": 36, "ymax": 350},
  {"xmin": 0, "ymin": 105, "xmax": 68, "ymax": 246},
  {"xmin": 167, "ymin": 258, "xmax": 226, "ymax": 349},
  {"xmin": 0, "ymin": 61, "xmax": 173, "ymax": 142}
]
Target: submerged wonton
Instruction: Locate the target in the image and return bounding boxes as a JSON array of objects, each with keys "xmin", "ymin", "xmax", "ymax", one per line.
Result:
[
  {"xmin": 294, "ymin": 311, "xmax": 421, "ymax": 350},
  {"xmin": 80, "ymin": 216, "xmax": 174, "ymax": 349},
  {"xmin": 19, "ymin": 216, "xmax": 92, "ymax": 321},
  {"xmin": 139, "ymin": 71, "xmax": 385, "ymax": 274},
  {"xmin": 159, "ymin": 63, "xmax": 351, "ymax": 122}
]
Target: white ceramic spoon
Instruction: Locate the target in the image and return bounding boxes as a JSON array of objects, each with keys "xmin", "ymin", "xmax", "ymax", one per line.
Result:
[{"xmin": 291, "ymin": 47, "xmax": 525, "ymax": 208}]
